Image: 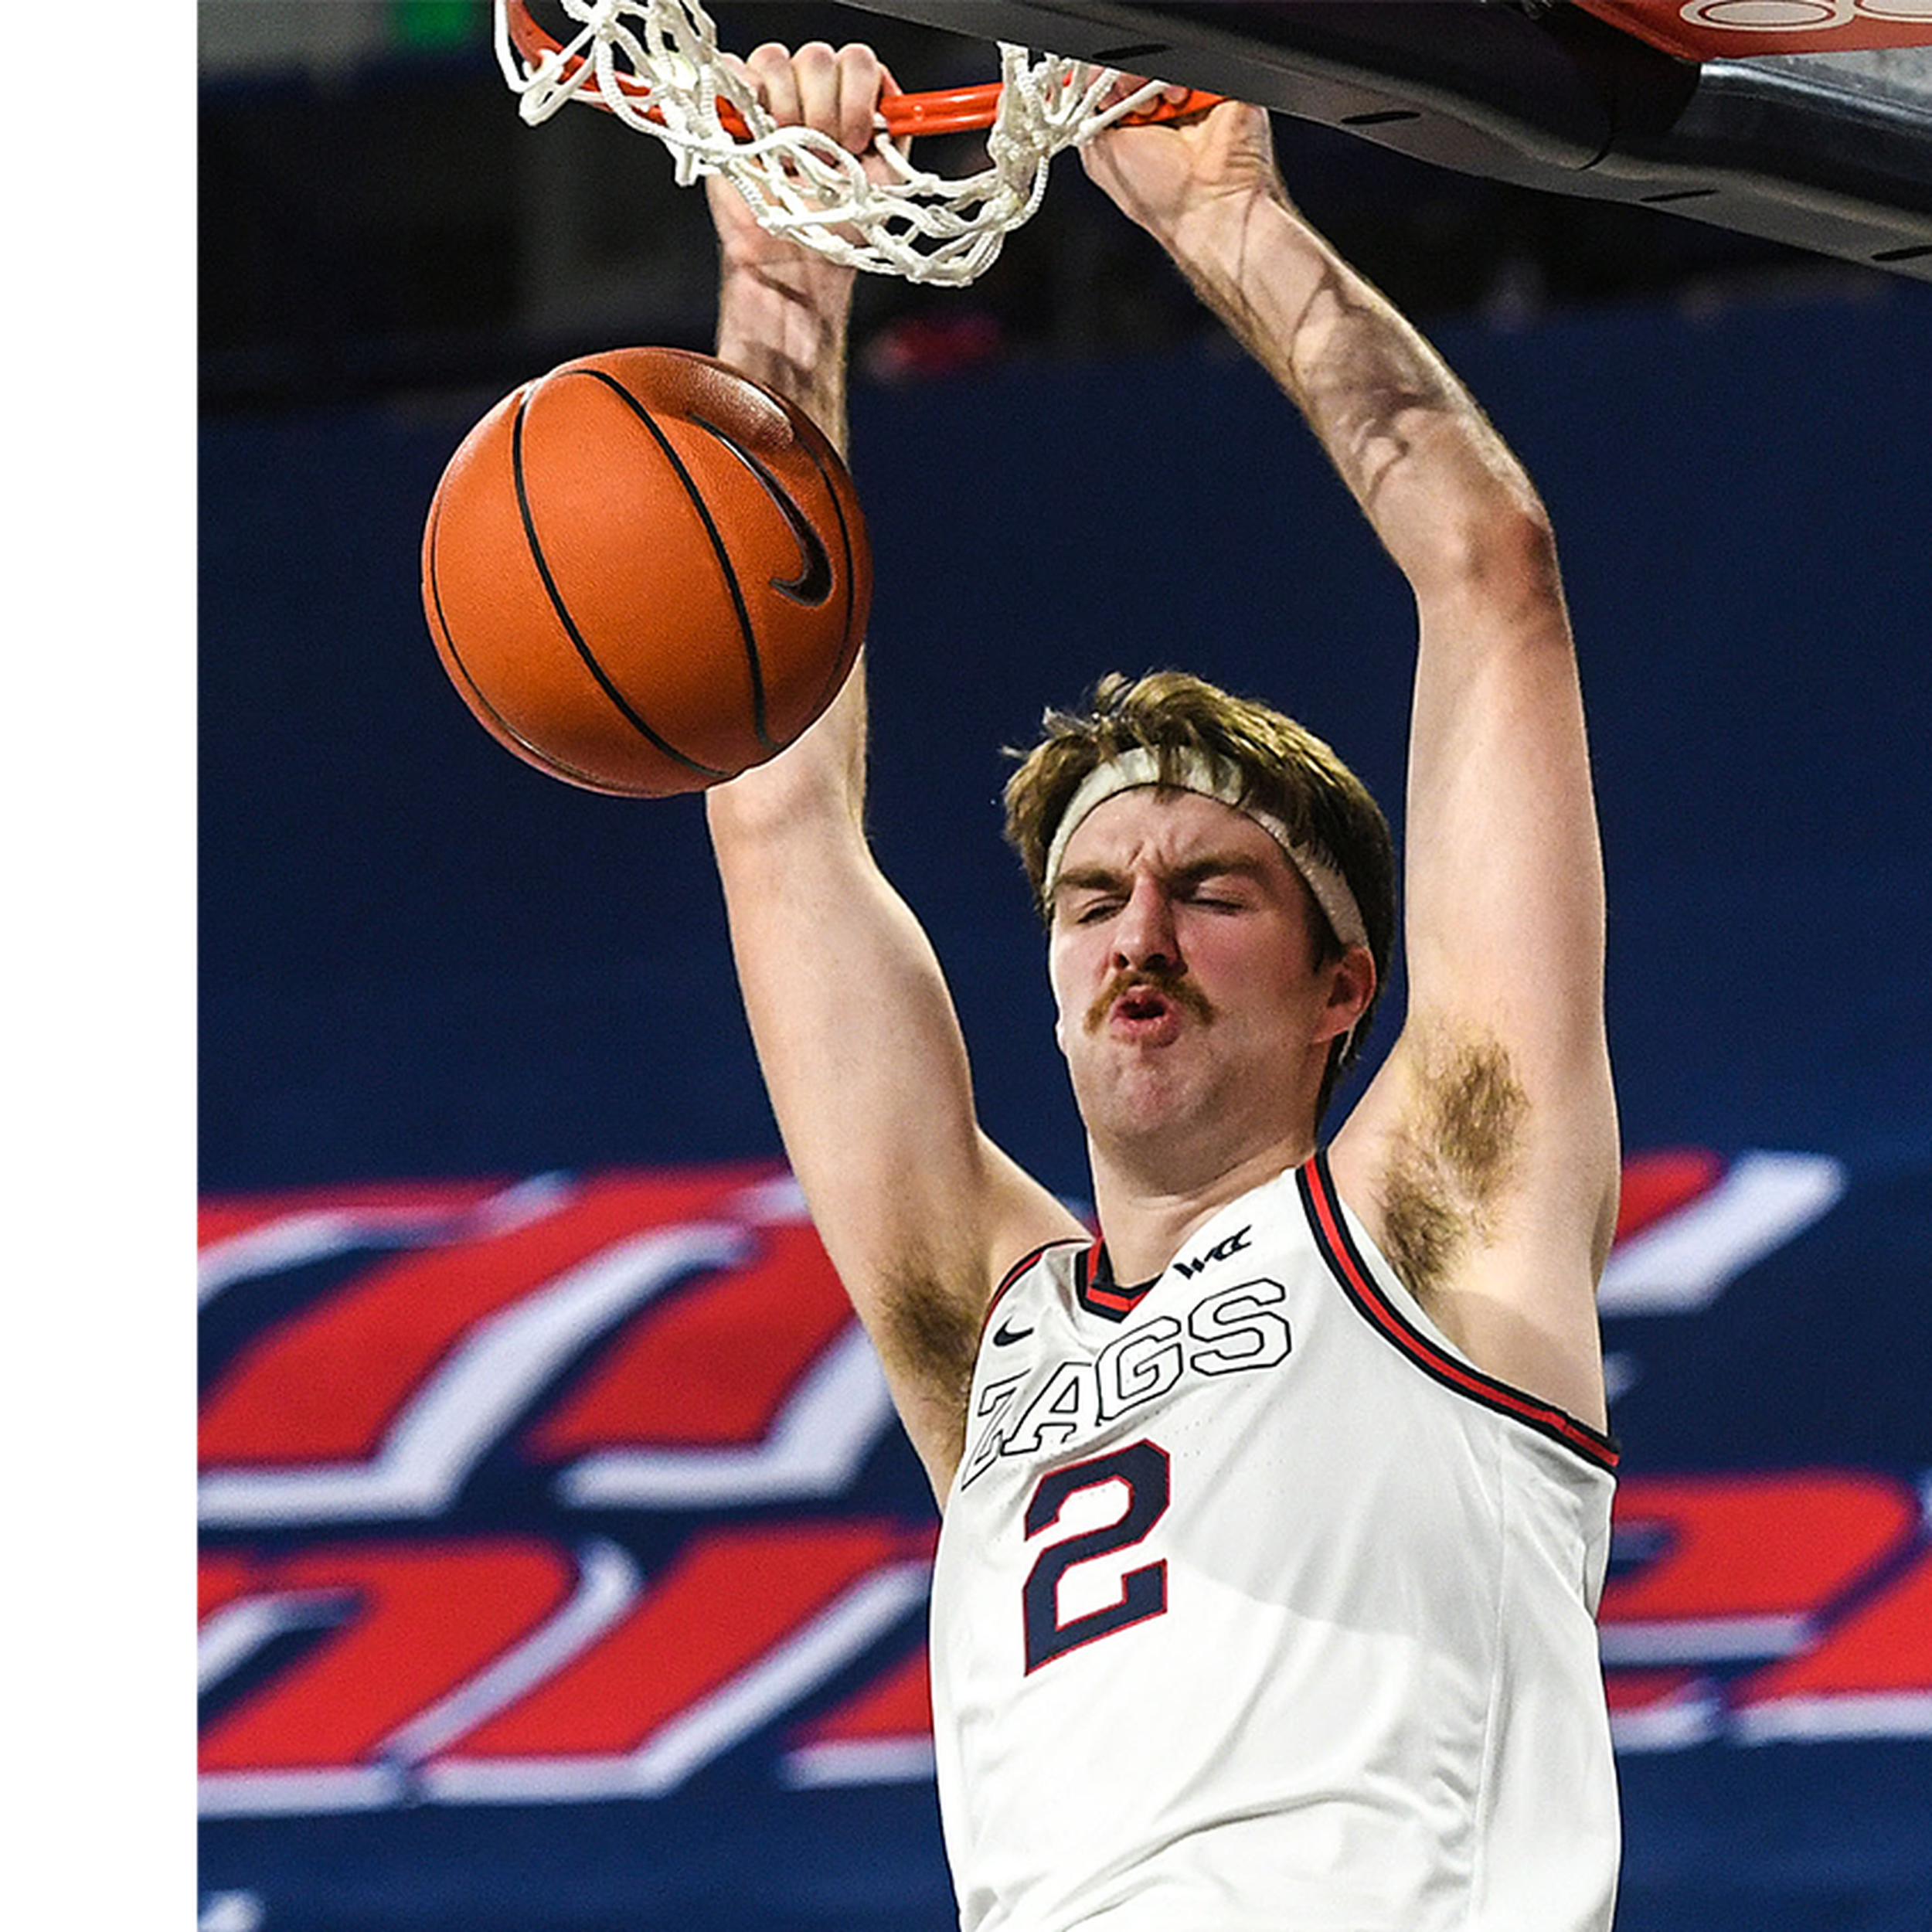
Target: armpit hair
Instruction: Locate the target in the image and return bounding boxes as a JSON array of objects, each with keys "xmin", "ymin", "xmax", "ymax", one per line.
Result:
[
  {"xmin": 872, "ymin": 1260, "xmax": 982, "ymax": 1452},
  {"xmin": 1378, "ymin": 1026, "xmax": 1526, "ymax": 1301}
]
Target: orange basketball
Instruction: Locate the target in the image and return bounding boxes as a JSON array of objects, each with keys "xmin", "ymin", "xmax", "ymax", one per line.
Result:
[{"xmin": 421, "ymin": 346, "xmax": 870, "ymax": 796}]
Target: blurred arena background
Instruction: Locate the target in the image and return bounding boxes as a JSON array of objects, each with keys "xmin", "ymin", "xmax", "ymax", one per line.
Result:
[{"xmin": 199, "ymin": 5, "xmax": 1931, "ymax": 1929}]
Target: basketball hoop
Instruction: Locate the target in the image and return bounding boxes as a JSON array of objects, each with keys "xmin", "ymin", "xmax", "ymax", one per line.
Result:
[{"xmin": 495, "ymin": 0, "xmax": 1222, "ymax": 285}]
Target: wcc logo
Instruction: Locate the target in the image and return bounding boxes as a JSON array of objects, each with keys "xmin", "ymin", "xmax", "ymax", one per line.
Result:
[
  {"xmin": 199, "ymin": 1145, "xmax": 1930, "ymax": 1816},
  {"xmin": 1175, "ymin": 1224, "xmax": 1252, "ymax": 1278}
]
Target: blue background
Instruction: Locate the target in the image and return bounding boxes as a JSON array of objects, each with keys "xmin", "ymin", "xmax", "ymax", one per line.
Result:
[
  {"xmin": 202, "ymin": 290, "xmax": 1932, "ymax": 1192},
  {"xmin": 202, "ymin": 282, "xmax": 1932, "ymax": 1932}
]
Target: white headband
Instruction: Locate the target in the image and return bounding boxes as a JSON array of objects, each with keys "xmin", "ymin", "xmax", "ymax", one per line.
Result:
[{"xmin": 1041, "ymin": 746, "xmax": 1369, "ymax": 952}]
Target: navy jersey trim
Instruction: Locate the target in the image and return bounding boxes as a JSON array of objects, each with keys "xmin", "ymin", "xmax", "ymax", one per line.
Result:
[
  {"xmin": 1300, "ymin": 1155, "xmax": 1620, "ymax": 1474},
  {"xmin": 1079, "ymin": 1240, "xmax": 1160, "ymax": 1324}
]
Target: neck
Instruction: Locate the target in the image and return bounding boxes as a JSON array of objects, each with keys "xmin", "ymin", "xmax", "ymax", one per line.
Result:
[{"xmin": 1087, "ymin": 1128, "xmax": 1316, "ymax": 1284}]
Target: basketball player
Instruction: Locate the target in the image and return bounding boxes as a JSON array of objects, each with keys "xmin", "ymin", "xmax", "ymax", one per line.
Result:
[{"xmin": 702, "ymin": 41, "xmax": 1621, "ymax": 1932}]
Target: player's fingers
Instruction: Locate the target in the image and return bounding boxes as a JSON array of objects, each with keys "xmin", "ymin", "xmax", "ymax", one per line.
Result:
[
  {"xmin": 791, "ymin": 40, "xmax": 845, "ymax": 141},
  {"xmin": 1099, "ymin": 70, "xmax": 1190, "ymax": 111},
  {"xmin": 832, "ymin": 43, "xmax": 886, "ymax": 155},
  {"xmin": 743, "ymin": 42, "xmax": 802, "ymax": 125}
]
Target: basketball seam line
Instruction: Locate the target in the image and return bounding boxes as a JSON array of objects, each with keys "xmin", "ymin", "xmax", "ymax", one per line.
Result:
[
  {"xmin": 788, "ymin": 433, "xmax": 862, "ymax": 750},
  {"xmin": 426, "ymin": 485, "xmax": 631, "ymax": 792},
  {"xmin": 689, "ymin": 408, "xmax": 838, "ymax": 751},
  {"xmin": 569, "ymin": 369, "xmax": 773, "ymax": 755},
  {"xmin": 512, "ymin": 381, "xmax": 728, "ymax": 781}
]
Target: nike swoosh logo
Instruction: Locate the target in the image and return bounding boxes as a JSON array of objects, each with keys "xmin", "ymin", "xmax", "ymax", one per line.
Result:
[
  {"xmin": 992, "ymin": 1319, "xmax": 1033, "ymax": 1346},
  {"xmin": 692, "ymin": 413, "xmax": 834, "ymax": 606}
]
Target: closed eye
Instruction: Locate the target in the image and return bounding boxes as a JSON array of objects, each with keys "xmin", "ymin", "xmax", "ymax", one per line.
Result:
[
  {"xmin": 1183, "ymin": 886, "xmax": 1251, "ymax": 913},
  {"xmin": 1173, "ymin": 859, "xmax": 1274, "ymax": 913},
  {"xmin": 1072, "ymin": 897, "xmax": 1124, "ymax": 923}
]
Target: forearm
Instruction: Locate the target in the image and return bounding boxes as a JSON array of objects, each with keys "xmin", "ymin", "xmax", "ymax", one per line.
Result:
[
  {"xmin": 714, "ymin": 252, "xmax": 853, "ymax": 458},
  {"xmin": 1168, "ymin": 191, "xmax": 1551, "ymax": 604}
]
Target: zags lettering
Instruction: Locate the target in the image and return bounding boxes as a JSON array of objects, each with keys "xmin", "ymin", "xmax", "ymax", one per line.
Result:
[{"xmin": 961, "ymin": 1281, "xmax": 1291, "ymax": 1486}]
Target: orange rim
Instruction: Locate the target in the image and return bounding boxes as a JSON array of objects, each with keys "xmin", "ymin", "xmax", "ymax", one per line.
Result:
[{"xmin": 502, "ymin": 1, "xmax": 1221, "ymax": 137}]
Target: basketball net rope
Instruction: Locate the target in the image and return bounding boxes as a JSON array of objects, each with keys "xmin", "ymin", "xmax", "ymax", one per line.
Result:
[{"xmin": 495, "ymin": 0, "xmax": 1173, "ymax": 284}]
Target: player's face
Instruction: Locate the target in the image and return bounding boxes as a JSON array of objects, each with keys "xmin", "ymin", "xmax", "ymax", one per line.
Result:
[{"xmin": 1046, "ymin": 788, "xmax": 1342, "ymax": 1156}]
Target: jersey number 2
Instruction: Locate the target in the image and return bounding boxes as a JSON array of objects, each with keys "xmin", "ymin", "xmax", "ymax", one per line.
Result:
[{"xmin": 1022, "ymin": 1439, "xmax": 1170, "ymax": 1673}]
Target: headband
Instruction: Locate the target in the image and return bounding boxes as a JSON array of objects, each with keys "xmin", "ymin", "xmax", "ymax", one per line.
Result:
[{"xmin": 1040, "ymin": 746, "xmax": 1369, "ymax": 953}]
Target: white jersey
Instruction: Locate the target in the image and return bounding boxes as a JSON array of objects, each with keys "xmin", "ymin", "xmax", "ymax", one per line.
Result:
[{"xmin": 930, "ymin": 1155, "xmax": 1620, "ymax": 1932}]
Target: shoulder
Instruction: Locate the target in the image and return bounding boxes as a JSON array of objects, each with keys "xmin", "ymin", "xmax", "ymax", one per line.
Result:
[{"xmin": 993, "ymin": 1235, "xmax": 1088, "ymax": 1301}]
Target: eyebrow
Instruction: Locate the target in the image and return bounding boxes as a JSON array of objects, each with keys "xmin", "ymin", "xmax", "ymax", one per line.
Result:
[{"xmin": 1051, "ymin": 853, "xmax": 1282, "ymax": 900}]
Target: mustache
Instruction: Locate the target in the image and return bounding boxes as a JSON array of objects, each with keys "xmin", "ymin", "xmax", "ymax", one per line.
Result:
[{"xmin": 1084, "ymin": 968, "xmax": 1216, "ymax": 1034}]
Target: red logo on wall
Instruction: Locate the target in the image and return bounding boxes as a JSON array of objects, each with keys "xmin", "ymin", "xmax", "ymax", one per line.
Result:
[{"xmin": 199, "ymin": 1148, "xmax": 1927, "ymax": 1814}]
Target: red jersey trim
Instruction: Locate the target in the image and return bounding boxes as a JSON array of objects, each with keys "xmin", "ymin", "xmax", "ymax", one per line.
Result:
[
  {"xmin": 1300, "ymin": 1155, "xmax": 1620, "ymax": 1475},
  {"xmin": 1079, "ymin": 1237, "xmax": 1158, "ymax": 1323}
]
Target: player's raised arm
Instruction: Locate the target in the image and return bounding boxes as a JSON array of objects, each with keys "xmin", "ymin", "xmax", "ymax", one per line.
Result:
[
  {"xmin": 701, "ymin": 43, "xmax": 1084, "ymax": 1498},
  {"xmin": 1082, "ymin": 97, "xmax": 1617, "ymax": 1428}
]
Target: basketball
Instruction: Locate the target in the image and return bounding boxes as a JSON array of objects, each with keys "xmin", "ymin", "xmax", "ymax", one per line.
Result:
[{"xmin": 421, "ymin": 345, "xmax": 870, "ymax": 796}]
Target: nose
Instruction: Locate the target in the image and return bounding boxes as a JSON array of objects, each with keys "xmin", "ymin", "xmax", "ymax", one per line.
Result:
[{"xmin": 1112, "ymin": 874, "xmax": 1181, "ymax": 977}]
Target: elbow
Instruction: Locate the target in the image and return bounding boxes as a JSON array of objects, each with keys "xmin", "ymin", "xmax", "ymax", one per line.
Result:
[{"xmin": 1409, "ymin": 496, "xmax": 1566, "ymax": 631}]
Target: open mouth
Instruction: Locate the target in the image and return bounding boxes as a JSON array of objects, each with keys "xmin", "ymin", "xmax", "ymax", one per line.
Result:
[
  {"xmin": 1085, "ymin": 972, "xmax": 1208, "ymax": 1041},
  {"xmin": 1107, "ymin": 986, "xmax": 1184, "ymax": 1046}
]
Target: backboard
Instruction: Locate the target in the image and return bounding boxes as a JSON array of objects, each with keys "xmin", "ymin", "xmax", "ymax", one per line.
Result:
[{"xmin": 848, "ymin": 1, "xmax": 1932, "ymax": 277}]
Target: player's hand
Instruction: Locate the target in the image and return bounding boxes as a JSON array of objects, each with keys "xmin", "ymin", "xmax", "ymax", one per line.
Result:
[
  {"xmin": 706, "ymin": 41, "xmax": 900, "ymax": 287},
  {"xmin": 1080, "ymin": 86, "xmax": 1285, "ymax": 255}
]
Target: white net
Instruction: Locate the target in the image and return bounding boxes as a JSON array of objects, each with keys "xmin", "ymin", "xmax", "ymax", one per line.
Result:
[{"xmin": 494, "ymin": 0, "xmax": 1172, "ymax": 285}]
